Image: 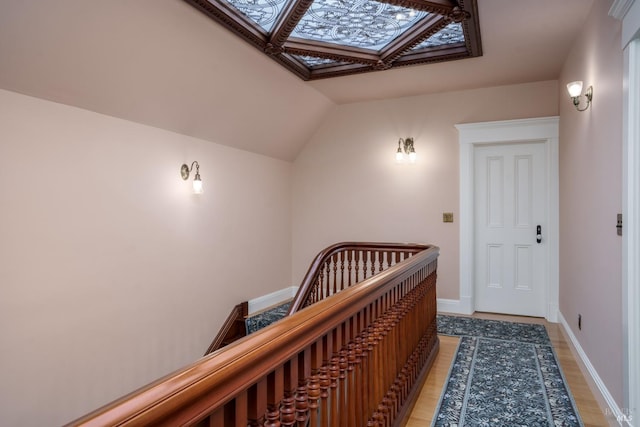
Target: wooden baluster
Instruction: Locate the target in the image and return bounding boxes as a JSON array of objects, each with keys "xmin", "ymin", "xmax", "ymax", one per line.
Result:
[
  {"xmin": 231, "ymin": 390, "xmax": 249, "ymax": 427},
  {"xmin": 375, "ymin": 403, "xmax": 387, "ymax": 427},
  {"xmin": 319, "ymin": 334, "xmax": 331, "ymax": 427},
  {"xmin": 377, "ymin": 251, "xmax": 383, "ymax": 275},
  {"xmin": 371, "ymin": 250, "xmax": 377, "ymax": 276},
  {"xmin": 264, "ymin": 368, "xmax": 283, "ymax": 427},
  {"xmin": 329, "ymin": 354, "xmax": 340, "ymax": 427},
  {"xmin": 332, "ymin": 254, "xmax": 338, "ymax": 296},
  {"xmin": 325, "ymin": 261, "xmax": 331, "ymax": 299},
  {"xmin": 356, "ymin": 334, "xmax": 368, "ymax": 425},
  {"xmin": 281, "ymin": 395, "xmax": 295, "ymax": 426},
  {"xmin": 208, "ymin": 407, "xmax": 224, "ymax": 426},
  {"xmin": 367, "ymin": 326, "xmax": 379, "ymax": 421},
  {"xmin": 369, "ymin": 251, "xmax": 375, "ymax": 278},
  {"xmin": 361, "ymin": 251, "xmax": 367, "ymax": 280},
  {"xmin": 388, "ymin": 312, "xmax": 401, "ymax": 418},
  {"xmin": 307, "ymin": 373, "xmax": 320, "ymax": 427},
  {"xmin": 338, "ymin": 251, "xmax": 345, "ymax": 292},
  {"xmin": 382, "ymin": 316, "xmax": 396, "ymax": 425},
  {"xmin": 347, "ymin": 250, "xmax": 353, "ymax": 287},
  {"xmin": 362, "ymin": 251, "xmax": 369, "ymax": 280},
  {"xmin": 346, "ymin": 342, "xmax": 357, "ymax": 426},
  {"xmin": 339, "ymin": 347, "xmax": 349, "ymax": 426},
  {"xmin": 281, "ymin": 360, "xmax": 297, "ymax": 427},
  {"xmin": 378, "ymin": 319, "xmax": 389, "ymax": 410},
  {"xmin": 206, "ymin": 397, "xmax": 240, "ymax": 426},
  {"xmin": 295, "ymin": 385, "xmax": 308, "ymax": 427},
  {"xmin": 307, "ymin": 342, "xmax": 322, "ymax": 427},
  {"xmin": 318, "ymin": 366, "xmax": 329, "ymax": 427},
  {"xmin": 296, "ymin": 351, "xmax": 311, "ymax": 427},
  {"xmin": 248, "ymin": 380, "xmax": 267, "ymax": 427},
  {"xmin": 265, "ymin": 403, "xmax": 280, "ymax": 425},
  {"xmin": 316, "ymin": 263, "xmax": 327, "ymax": 302}
]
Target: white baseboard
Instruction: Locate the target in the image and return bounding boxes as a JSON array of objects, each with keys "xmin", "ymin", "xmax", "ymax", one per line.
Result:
[
  {"xmin": 437, "ymin": 298, "xmax": 473, "ymax": 315},
  {"xmin": 558, "ymin": 312, "xmax": 630, "ymax": 426},
  {"xmin": 248, "ymin": 286, "xmax": 298, "ymax": 315}
]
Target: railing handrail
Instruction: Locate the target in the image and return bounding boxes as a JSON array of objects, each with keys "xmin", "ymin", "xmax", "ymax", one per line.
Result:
[
  {"xmin": 68, "ymin": 244, "xmax": 439, "ymax": 427},
  {"xmin": 288, "ymin": 241, "xmax": 430, "ymax": 314}
]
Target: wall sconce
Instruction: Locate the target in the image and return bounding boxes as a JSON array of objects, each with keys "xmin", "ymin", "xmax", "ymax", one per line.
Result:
[
  {"xmin": 180, "ymin": 161, "xmax": 203, "ymax": 194},
  {"xmin": 566, "ymin": 81, "xmax": 593, "ymax": 111},
  {"xmin": 395, "ymin": 137, "xmax": 417, "ymax": 163}
]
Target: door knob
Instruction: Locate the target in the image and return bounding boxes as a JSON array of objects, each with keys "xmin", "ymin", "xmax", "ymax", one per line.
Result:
[{"xmin": 536, "ymin": 225, "xmax": 542, "ymax": 244}]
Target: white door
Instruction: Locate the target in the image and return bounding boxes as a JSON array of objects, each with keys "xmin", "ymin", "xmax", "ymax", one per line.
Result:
[{"xmin": 474, "ymin": 142, "xmax": 547, "ymax": 317}]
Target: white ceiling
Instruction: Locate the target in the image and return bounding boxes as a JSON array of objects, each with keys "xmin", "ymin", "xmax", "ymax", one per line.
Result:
[{"xmin": 0, "ymin": 0, "xmax": 595, "ymax": 161}]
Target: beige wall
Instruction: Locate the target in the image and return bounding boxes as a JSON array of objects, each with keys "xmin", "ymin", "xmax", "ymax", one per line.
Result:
[
  {"xmin": 558, "ymin": 0, "xmax": 624, "ymax": 405},
  {"xmin": 292, "ymin": 80, "xmax": 559, "ymax": 299},
  {"xmin": 0, "ymin": 89, "xmax": 292, "ymax": 426}
]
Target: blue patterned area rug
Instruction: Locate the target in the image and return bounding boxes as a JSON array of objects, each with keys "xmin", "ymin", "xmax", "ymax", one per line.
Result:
[
  {"xmin": 433, "ymin": 315, "xmax": 583, "ymax": 427},
  {"xmin": 245, "ymin": 302, "xmax": 290, "ymax": 334}
]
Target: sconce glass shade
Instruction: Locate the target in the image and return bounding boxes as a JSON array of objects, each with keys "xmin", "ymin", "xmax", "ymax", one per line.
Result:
[
  {"xmin": 396, "ymin": 144, "xmax": 404, "ymax": 163},
  {"xmin": 181, "ymin": 161, "xmax": 203, "ymax": 194},
  {"xmin": 408, "ymin": 150, "xmax": 417, "ymax": 163},
  {"xmin": 193, "ymin": 173, "xmax": 203, "ymax": 194},
  {"xmin": 566, "ymin": 80, "xmax": 593, "ymax": 111},
  {"xmin": 566, "ymin": 81, "xmax": 583, "ymax": 98}
]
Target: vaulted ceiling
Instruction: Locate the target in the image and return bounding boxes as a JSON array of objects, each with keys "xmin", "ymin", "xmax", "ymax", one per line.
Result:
[{"xmin": 0, "ymin": 0, "xmax": 594, "ymax": 160}]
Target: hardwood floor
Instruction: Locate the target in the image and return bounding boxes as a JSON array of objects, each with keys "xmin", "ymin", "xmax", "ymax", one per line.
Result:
[{"xmin": 405, "ymin": 312, "xmax": 612, "ymax": 427}]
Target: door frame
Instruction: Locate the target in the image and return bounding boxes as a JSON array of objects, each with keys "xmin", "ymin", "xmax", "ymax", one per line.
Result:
[{"xmin": 455, "ymin": 117, "xmax": 560, "ymax": 322}]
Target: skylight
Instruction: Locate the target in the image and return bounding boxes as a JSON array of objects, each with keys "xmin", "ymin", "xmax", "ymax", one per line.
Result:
[
  {"xmin": 187, "ymin": 0, "xmax": 481, "ymax": 80},
  {"xmin": 290, "ymin": 0, "xmax": 429, "ymax": 51}
]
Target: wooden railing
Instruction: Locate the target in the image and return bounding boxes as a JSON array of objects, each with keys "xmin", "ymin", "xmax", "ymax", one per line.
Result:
[
  {"xmin": 288, "ymin": 242, "xmax": 429, "ymax": 315},
  {"xmin": 67, "ymin": 244, "xmax": 439, "ymax": 427},
  {"xmin": 204, "ymin": 301, "xmax": 248, "ymax": 356}
]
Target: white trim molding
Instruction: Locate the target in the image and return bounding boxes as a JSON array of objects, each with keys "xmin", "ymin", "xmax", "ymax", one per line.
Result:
[
  {"xmin": 248, "ymin": 286, "xmax": 298, "ymax": 315},
  {"xmin": 455, "ymin": 117, "xmax": 560, "ymax": 322},
  {"xmin": 559, "ymin": 313, "xmax": 632, "ymax": 426},
  {"xmin": 436, "ymin": 298, "xmax": 473, "ymax": 315},
  {"xmin": 611, "ymin": 5, "xmax": 640, "ymax": 422},
  {"xmin": 622, "ymin": 37, "xmax": 640, "ymax": 427},
  {"xmin": 610, "ymin": 0, "xmax": 635, "ymax": 21}
]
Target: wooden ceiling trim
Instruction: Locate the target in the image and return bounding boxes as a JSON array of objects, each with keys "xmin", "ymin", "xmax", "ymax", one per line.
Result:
[
  {"xmin": 393, "ymin": 44, "xmax": 469, "ymax": 65},
  {"xmin": 379, "ymin": 0, "xmax": 456, "ymax": 16},
  {"xmin": 183, "ymin": 0, "xmax": 268, "ymax": 49},
  {"xmin": 274, "ymin": 54, "xmax": 312, "ymax": 79},
  {"xmin": 284, "ymin": 39, "xmax": 381, "ymax": 65},
  {"xmin": 268, "ymin": 0, "xmax": 315, "ymax": 49},
  {"xmin": 379, "ymin": 14, "xmax": 448, "ymax": 64},
  {"xmin": 461, "ymin": 0, "xmax": 482, "ymax": 57}
]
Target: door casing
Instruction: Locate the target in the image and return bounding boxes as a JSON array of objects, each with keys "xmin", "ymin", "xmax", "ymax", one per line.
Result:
[{"xmin": 455, "ymin": 117, "xmax": 560, "ymax": 322}]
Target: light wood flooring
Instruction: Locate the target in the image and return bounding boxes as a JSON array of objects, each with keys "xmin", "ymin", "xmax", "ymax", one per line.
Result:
[{"xmin": 405, "ymin": 312, "xmax": 612, "ymax": 427}]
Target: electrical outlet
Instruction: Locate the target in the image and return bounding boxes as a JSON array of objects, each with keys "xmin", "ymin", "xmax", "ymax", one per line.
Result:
[
  {"xmin": 443, "ymin": 212, "xmax": 454, "ymax": 223},
  {"xmin": 578, "ymin": 314, "xmax": 582, "ymax": 330}
]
